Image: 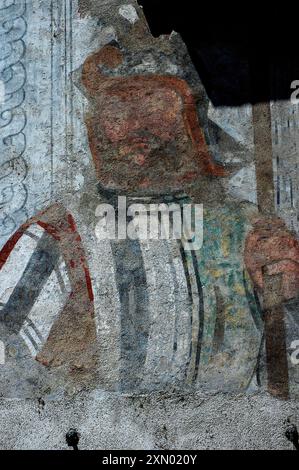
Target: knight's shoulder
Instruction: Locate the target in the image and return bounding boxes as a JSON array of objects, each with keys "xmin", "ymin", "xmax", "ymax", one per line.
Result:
[
  {"xmin": 201, "ymin": 201, "xmax": 259, "ymax": 242},
  {"xmin": 23, "ymin": 203, "xmax": 81, "ymax": 233},
  {"xmin": 203, "ymin": 200, "xmax": 258, "ymax": 221},
  {"xmin": 0, "ymin": 203, "xmax": 79, "ymax": 269},
  {"xmin": 28, "ymin": 202, "xmax": 72, "ymax": 224}
]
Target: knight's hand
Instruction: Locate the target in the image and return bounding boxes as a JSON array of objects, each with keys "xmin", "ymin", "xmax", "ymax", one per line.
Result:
[{"xmin": 245, "ymin": 217, "xmax": 299, "ymax": 301}]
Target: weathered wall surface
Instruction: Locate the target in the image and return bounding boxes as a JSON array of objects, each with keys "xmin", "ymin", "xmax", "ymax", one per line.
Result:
[
  {"xmin": 0, "ymin": 392, "xmax": 298, "ymax": 450},
  {"xmin": 0, "ymin": 0, "xmax": 299, "ymax": 449}
]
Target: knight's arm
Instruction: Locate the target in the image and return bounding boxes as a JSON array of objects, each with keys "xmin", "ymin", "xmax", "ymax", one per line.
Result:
[
  {"xmin": 0, "ymin": 203, "xmax": 93, "ymax": 302},
  {"xmin": 0, "ymin": 204, "xmax": 95, "ymax": 371}
]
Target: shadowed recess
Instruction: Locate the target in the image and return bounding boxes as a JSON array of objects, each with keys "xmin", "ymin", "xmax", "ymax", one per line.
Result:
[{"xmin": 138, "ymin": 0, "xmax": 299, "ymax": 105}]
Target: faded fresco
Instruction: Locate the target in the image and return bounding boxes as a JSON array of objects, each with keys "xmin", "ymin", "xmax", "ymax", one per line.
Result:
[{"xmin": 0, "ymin": 0, "xmax": 299, "ymax": 403}]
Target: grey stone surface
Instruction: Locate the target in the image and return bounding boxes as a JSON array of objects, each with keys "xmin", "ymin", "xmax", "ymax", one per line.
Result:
[{"xmin": 0, "ymin": 392, "xmax": 298, "ymax": 450}]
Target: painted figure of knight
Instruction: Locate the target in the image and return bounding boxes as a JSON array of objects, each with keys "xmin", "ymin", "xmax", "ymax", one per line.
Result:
[{"xmin": 0, "ymin": 0, "xmax": 298, "ymax": 399}]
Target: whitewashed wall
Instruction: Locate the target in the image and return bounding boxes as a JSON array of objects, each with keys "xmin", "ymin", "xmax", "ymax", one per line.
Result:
[{"xmin": 0, "ymin": 0, "xmax": 117, "ymax": 248}]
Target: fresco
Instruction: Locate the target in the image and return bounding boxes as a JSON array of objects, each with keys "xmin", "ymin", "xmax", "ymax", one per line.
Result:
[{"xmin": 0, "ymin": 0, "xmax": 299, "ymax": 401}]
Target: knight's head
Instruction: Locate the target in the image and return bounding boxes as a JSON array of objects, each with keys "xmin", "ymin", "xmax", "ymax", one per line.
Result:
[{"xmin": 80, "ymin": 3, "xmax": 226, "ymax": 194}]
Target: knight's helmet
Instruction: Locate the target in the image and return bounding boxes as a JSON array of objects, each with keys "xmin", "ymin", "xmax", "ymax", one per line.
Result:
[{"xmin": 77, "ymin": 0, "xmax": 226, "ymax": 194}]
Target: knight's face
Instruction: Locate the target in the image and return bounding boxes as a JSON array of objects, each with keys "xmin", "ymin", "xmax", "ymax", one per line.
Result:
[
  {"xmin": 102, "ymin": 87, "xmax": 182, "ymax": 165},
  {"xmin": 86, "ymin": 77, "xmax": 206, "ymax": 194}
]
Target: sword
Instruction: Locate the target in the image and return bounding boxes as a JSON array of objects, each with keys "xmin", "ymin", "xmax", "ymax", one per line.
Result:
[{"xmin": 252, "ymin": 101, "xmax": 289, "ymax": 400}]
